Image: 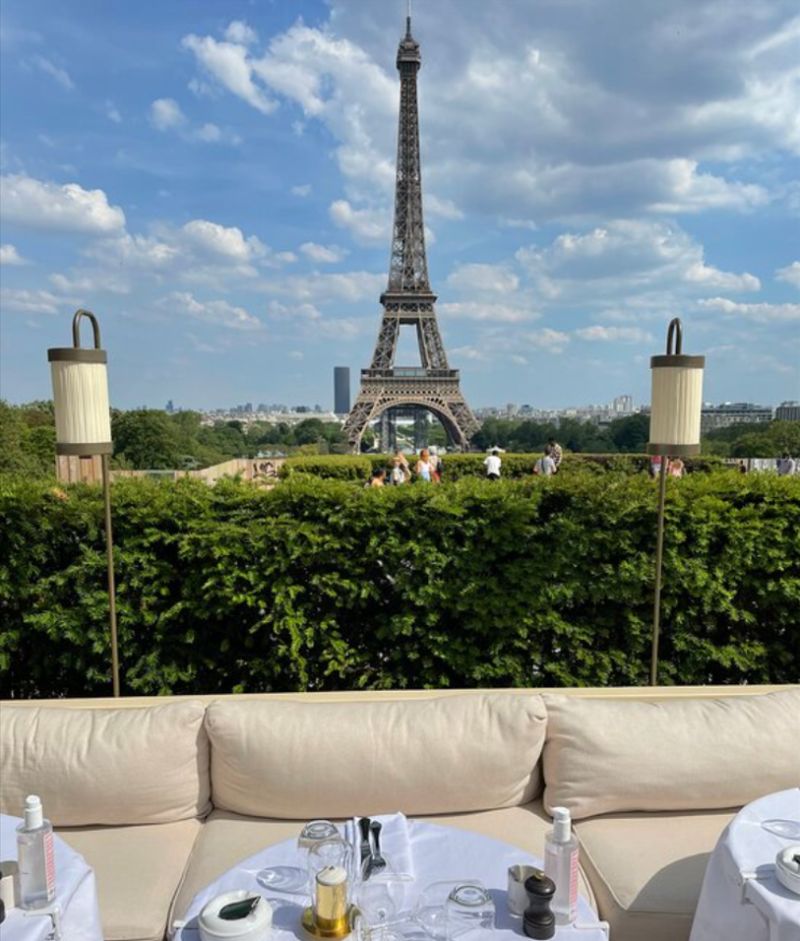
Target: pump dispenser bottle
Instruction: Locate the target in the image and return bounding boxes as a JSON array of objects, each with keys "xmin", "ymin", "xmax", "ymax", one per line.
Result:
[
  {"xmin": 543, "ymin": 806, "xmax": 578, "ymax": 925},
  {"xmin": 16, "ymin": 795, "xmax": 55, "ymax": 909}
]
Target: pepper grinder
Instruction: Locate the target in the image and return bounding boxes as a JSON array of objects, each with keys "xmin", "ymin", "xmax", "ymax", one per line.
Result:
[{"xmin": 523, "ymin": 870, "xmax": 556, "ymax": 939}]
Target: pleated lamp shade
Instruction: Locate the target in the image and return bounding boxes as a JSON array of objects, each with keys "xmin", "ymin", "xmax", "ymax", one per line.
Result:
[
  {"xmin": 648, "ymin": 353, "xmax": 705, "ymax": 457},
  {"xmin": 48, "ymin": 312, "xmax": 112, "ymax": 456}
]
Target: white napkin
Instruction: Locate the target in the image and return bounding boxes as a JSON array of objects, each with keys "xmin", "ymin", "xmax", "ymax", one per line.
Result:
[{"xmin": 343, "ymin": 812, "xmax": 415, "ymax": 881}]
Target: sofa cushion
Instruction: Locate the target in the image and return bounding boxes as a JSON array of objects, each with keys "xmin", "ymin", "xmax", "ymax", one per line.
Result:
[
  {"xmin": 170, "ymin": 802, "xmax": 596, "ymax": 926},
  {"xmin": 205, "ymin": 693, "xmax": 547, "ymax": 818},
  {"xmin": 58, "ymin": 818, "xmax": 202, "ymax": 941},
  {"xmin": 543, "ymin": 689, "xmax": 800, "ymax": 818},
  {"xmin": 574, "ymin": 809, "xmax": 735, "ymax": 941},
  {"xmin": 1, "ymin": 701, "xmax": 210, "ymax": 825}
]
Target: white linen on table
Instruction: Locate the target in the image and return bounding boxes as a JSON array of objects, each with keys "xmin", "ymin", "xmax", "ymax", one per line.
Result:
[
  {"xmin": 172, "ymin": 816, "xmax": 608, "ymax": 940},
  {"xmin": 0, "ymin": 815, "xmax": 103, "ymax": 941},
  {"xmin": 343, "ymin": 813, "xmax": 415, "ymax": 880},
  {"xmin": 690, "ymin": 788, "xmax": 800, "ymax": 941}
]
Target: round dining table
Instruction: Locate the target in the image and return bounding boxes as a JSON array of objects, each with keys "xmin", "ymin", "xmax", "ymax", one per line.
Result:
[
  {"xmin": 690, "ymin": 788, "xmax": 800, "ymax": 941},
  {"xmin": 172, "ymin": 815, "xmax": 609, "ymax": 940},
  {"xmin": 0, "ymin": 814, "xmax": 103, "ymax": 941}
]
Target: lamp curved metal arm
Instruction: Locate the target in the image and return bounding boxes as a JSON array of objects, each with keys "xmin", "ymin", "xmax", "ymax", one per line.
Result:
[
  {"xmin": 665, "ymin": 317, "xmax": 682, "ymax": 355},
  {"xmin": 72, "ymin": 309, "xmax": 102, "ymax": 350}
]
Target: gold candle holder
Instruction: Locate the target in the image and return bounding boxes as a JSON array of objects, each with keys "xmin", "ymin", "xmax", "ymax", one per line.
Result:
[{"xmin": 302, "ymin": 865, "xmax": 352, "ymax": 939}]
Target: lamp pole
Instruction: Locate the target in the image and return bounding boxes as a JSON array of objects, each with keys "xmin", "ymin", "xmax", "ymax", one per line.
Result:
[
  {"xmin": 48, "ymin": 309, "xmax": 120, "ymax": 696},
  {"xmin": 647, "ymin": 318, "xmax": 704, "ymax": 686}
]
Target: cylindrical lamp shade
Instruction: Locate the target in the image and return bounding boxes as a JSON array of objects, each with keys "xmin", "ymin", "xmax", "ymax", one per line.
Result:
[
  {"xmin": 48, "ymin": 351, "xmax": 112, "ymax": 455},
  {"xmin": 647, "ymin": 355, "xmax": 704, "ymax": 456}
]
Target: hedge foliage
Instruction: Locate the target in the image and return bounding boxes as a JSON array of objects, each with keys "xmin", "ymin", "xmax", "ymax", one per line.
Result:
[
  {"xmin": 1, "ymin": 472, "xmax": 798, "ymax": 698},
  {"xmin": 283, "ymin": 451, "xmax": 725, "ymax": 482}
]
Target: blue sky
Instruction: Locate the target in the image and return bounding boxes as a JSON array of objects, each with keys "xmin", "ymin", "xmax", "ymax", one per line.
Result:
[{"xmin": 1, "ymin": 0, "xmax": 798, "ymax": 412}]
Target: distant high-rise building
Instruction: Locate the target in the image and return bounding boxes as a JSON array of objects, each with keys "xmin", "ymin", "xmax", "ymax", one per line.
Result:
[
  {"xmin": 165, "ymin": 399, "xmax": 174, "ymax": 413},
  {"xmin": 776, "ymin": 401, "xmax": 800, "ymax": 421},
  {"xmin": 334, "ymin": 366, "xmax": 351, "ymax": 415}
]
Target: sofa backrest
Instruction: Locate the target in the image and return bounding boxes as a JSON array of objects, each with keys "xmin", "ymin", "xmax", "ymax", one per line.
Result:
[
  {"xmin": 542, "ymin": 688, "xmax": 800, "ymax": 819},
  {"xmin": 205, "ymin": 693, "xmax": 547, "ymax": 818},
  {"xmin": 0, "ymin": 700, "xmax": 210, "ymax": 826}
]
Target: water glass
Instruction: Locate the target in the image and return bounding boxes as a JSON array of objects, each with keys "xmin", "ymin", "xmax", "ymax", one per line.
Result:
[
  {"xmin": 308, "ymin": 837, "xmax": 353, "ymax": 890},
  {"xmin": 445, "ymin": 883, "xmax": 495, "ymax": 939},
  {"xmin": 298, "ymin": 819, "xmax": 340, "ymax": 850}
]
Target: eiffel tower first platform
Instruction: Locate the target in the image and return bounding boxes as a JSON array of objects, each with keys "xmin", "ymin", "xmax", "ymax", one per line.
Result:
[{"xmin": 343, "ymin": 15, "xmax": 478, "ymax": 453}]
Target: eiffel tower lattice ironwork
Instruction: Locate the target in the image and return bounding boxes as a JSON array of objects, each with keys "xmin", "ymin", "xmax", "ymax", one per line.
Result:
[{"xmin": 343, "ymin": 14, "xmax": 478, "ymax": 452}]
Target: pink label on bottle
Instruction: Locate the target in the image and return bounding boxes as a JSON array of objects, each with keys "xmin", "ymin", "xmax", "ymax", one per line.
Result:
[
  {"xmin": 44, "ymin": 831, "xmax": 56, "ymax": 899},
  {"xmin": 569, "ymin": 849, "xmax": 578, "ymax": 912}
]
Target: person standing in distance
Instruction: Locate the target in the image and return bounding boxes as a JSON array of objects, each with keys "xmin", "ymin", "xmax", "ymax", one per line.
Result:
[
  {"xmin": 534, "ymin": 449, "xmax": 556, "ymax": 477},
  {"xmin": 545, "ymin": 437, "xmax": 563, "ymax": 472},
  {"xmin": 484, "ymin": 448, "xmax": 502, "ymax": 481}
]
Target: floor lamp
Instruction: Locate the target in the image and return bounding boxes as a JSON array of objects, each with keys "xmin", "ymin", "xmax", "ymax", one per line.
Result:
[
  {"xmin": 647, "ymin": 318, "xmax": 704, "ymax": 686},
  {"xmin": 48, "ymin": 310, "xmax": 120, "ymax": 697}
]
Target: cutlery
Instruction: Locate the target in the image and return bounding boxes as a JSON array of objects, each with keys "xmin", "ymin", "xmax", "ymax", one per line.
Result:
[
  {"xmin": 358, "ymin": 816, "xmax": 373, "ymax": 869},
  {"xmin": 368, "ymin": 820, "xmax": 387, "ymax": 877}
]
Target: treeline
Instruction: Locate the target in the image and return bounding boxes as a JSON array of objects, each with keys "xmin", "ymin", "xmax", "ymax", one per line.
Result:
[
  {"xmin": 2, "ymin": 400, "xmax": 798, "ymax": 475},
  {"xmin": 0, "ymin": 401, "xmax": 346, "ymax": 473}
]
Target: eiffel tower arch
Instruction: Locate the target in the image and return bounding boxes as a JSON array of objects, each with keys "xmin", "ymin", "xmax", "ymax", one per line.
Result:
[{"xmin": 343, "ymin": 14, "xmax": 478, "ymax": 453}]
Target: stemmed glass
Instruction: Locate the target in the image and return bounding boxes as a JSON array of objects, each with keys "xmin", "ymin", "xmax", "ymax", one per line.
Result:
[{"xmin": 256, "ymin": 819, "xmax": 342, "ymax": 896}]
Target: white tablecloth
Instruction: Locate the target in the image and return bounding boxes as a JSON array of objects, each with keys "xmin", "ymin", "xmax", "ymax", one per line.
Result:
[
  {"xmin": 690, "ymin": 789, "xmax": 800, "ymax": 941},
  {"xmin": 173, "ymin": 815, "xmax": 608, "ymax": 939},
  {"xmin": 0, "ymin": 815, "xmax": 103, "ymax": 941}
]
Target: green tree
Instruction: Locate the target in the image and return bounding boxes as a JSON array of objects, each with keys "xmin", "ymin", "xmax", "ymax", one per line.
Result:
[
  {"xmin": 112, "ymin": 410, "xmax": 183, "ymax": 469},
  {"xmin": 608, "ymin": 414, "xmax": 650, "ymax": 453}
]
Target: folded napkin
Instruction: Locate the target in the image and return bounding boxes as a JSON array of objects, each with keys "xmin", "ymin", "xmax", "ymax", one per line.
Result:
[{"xmin": 343, "ymin": 812, "xmax": 415, "ymax": 881}]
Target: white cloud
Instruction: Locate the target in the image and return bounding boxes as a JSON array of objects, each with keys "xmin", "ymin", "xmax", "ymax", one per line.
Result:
[
  {"xmin": 181, "ymin": 219, "xmax": 266, "ymax": 262},
  {"xmin": 0, "ymin": 287, "xmax": 61, "ymax": 314},
  {"xmin": 49, "ymin": 271, "xmax": 129, "ymax": 295},
  {"xmin": 300, "ymin": 241, "xmax": 348, "ymax": 263},
  {"xmin": 0, "ymin": 174, "xmax": 125, "ymax": 233},
  {"xmin": 150, "ymin": 98, "xmax": 186, "ymax": 131},
  {"xmin": 0, "ymin": 243, "xmax": 27, "ymax": 265},
  {"xmin": 683, "ymin": 262, "xmax": 760, "ymax": 291},
  {"xmin": 426, "ymin": 194, "xmax": 464, "ymax": 220},
  {"xmin": 259, "ymin": 270, "xmax": 384, "ymax": 304},
  {"xmin": 697, "ymin": 297, "xmax": 800, "ymax": 322},
  {"xmin": 446, "ymin": 263, "xmax": 519, "ymax": 295},
  {"xmin": 439, "ymin": 301, "xmax": 534, "ymax": 323},
  {"xmin": 224, "ymin": 20, "xmax": 258, "ymax": 46},
  {"xmin": 329, "ymin": 199, "xmax": 389, "ymax": 244},
  {"xmin": 575, "ymin": 325, "xmax": 653, "ymax": 343},
  {"xmin": 776, "ymin": 261, "xmax": 800, "ymax": 289},
  {"xmin": 195, "ymin": 122, "xmax": 222, "ymax": 142},
  {"xmin": 516, "ymin": 220, "xmax": 760, "ymax": 306},
  {"xmin": 524, "ymin": 328, "xmax": 571, "ymax": 352},
  {"xmin": 182, "ymin": 34, "xmax": 277, "ymax": 114},
  {"xmin": 105, "ymin": 100, "xmax": 121, "ymax": 123},
  {"xmin": 32, "ymin": 55, "xmax": 73, "ymax": 90},
  {"xmin": 291, "ymin": 183, "xmax": 312, "ymax": 197},
  {"xmin": 160, "ymin": 291, "xmax": 263, "ymax": 330}
]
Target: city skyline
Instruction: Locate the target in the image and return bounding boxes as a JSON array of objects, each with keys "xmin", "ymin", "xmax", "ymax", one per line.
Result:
[{"xmin": 1, "ymin": 0, "xmax": 799, "ymax": 411}]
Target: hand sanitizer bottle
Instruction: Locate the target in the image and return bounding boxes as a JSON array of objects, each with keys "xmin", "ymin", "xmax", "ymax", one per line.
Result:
[
  {"xmin": 16, "ymin": 795, "xmax": 55, "ymax": 909},
  {"xmin": 543, "ymin": 806, "xmax": 578, "ymax": 925}
]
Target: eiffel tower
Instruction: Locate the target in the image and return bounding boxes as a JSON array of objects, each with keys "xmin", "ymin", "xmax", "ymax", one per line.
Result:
[{"xmin": 343, "ymin": 13, "xmax": 478, "ymax": 453}]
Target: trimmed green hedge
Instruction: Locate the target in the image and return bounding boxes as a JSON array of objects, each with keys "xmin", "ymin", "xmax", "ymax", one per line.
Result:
[
  {"xmin": 284, "ymin": 452, "xmax": 725, "ymax": 482},
  {"xmin": 1, "ymin": 472, "xmax": 797, "ymax": 698}
]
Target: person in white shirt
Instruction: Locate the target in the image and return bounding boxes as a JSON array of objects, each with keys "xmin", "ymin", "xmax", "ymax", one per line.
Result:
[
  {"xmin": 484, "ymin": 448, "xmax": 502, "ymax": 480},
  {"xmin": 534, "ymin": 451, "xmax": 556, "ymax": 476}
]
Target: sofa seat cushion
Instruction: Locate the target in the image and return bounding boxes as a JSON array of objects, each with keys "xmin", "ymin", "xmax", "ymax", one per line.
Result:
[
  {"xmin": 171, "ymin": 802, "xmax": 596, "ymax": 925},
  {"xmin": 574, "ymin": 809, "xmax": 735, "ymax": 941},
  {"xmin": 58, "ymin": 818, "xmax": 202, "ymax": 941},
  {"xmin": 205, "ymin": 693, "xmax": 547, "ymax": 818}
]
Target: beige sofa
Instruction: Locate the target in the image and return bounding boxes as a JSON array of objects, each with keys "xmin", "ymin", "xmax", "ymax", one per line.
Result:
[{"xmin": 1, "ymin": 686, "xmax": 798, "ymax": 941}]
